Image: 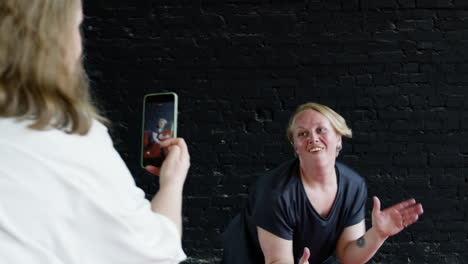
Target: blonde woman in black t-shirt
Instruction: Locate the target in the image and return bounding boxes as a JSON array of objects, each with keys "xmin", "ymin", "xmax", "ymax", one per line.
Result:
[{"xmin": 222, "ymin": 103, "xmax": 424, "ymax": 264}]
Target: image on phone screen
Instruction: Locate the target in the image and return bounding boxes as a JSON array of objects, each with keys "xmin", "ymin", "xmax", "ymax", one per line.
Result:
[{"xmin": 141, "ymin": 92, "xmax": 178, "ymax": 169}]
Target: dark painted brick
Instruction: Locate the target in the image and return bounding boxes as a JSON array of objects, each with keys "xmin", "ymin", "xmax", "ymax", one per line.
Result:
[
  {"xmin": 416, "ymin": 0, "xmax": 453, "ymax": 8},
  {"xmin": 82, "ymin": 1, "xmax": 468, "ymax": 262}
]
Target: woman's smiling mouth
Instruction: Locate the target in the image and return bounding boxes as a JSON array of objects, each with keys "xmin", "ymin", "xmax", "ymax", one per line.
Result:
[{"xmin": 308, "ymin": 147, "xmax": 324, "ymax": 153}]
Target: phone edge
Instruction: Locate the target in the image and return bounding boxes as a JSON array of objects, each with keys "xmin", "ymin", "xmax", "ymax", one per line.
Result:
[{"xmin": 140, "ymin": 92, "xmax": 178, "ymax": 169}]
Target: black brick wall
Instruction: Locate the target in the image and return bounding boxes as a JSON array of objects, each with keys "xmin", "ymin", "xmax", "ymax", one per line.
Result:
[{"xmin": 83, "ymin": 1, "xmax": 468, "ymax": 263}]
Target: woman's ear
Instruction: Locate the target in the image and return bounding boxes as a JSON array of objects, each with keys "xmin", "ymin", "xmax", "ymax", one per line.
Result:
[
  {"xmin": 336, "ymin": 135, "xmax": 343, "ymax": 157},
  {"xmin": 291, "ymin": 140, "xmax": 299, "ymax": 156}
]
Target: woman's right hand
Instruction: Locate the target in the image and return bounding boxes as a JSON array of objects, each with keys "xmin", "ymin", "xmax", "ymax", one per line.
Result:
[
  {"xmin": 146, "ymin": 138, "xmax": 190, "ymax": 189},
  {"xmin": 298, "ymin": 247, "xmax": 310, "ymax": 264}
]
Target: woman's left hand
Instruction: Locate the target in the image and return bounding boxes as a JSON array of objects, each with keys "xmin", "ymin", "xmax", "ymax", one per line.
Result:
[{"xmin": 371, "ymin": 196, "xmax": 424, "ymax": 239}]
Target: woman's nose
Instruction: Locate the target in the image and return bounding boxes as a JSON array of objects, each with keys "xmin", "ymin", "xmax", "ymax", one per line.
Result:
[{"xmin": 307, "ymin": 133, "xmax": 319, "ymax": 143}]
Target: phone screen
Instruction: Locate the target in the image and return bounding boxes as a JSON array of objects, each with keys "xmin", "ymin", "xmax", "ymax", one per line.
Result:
[{"xmin": 141, "ymin": 92, "xmax": 178, "ymax": 169}]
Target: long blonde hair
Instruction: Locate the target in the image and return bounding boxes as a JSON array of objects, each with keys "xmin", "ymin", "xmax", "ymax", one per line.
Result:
[{"xmin": 0, "ymin": 0, "xmax": 107, "ymax": 135}]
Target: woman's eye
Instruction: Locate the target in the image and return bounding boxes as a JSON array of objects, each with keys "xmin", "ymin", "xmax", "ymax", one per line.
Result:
[
  {"xmin": 317, "ymin": 128, "xmax": 327, "ymax": 133},
  {"xmin": 298, "ymin": 132, "xmax": 308, "ymax": 137}
]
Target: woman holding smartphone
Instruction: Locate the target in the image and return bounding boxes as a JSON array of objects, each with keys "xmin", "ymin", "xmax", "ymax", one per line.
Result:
[{"xmin": 0, "ymin": 0, "xmax": 190, "ymax": 263}]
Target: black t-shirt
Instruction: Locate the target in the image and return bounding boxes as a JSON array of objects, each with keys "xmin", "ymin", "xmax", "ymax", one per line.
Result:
[{"xmin": 222, "ymin": 159, "xmax": 367, "ymax": 264}]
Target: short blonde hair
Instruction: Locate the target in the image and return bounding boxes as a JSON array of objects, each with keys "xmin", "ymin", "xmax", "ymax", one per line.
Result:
[
  {"xmin": 0, "ymin": 0, "xmax": 107, "ymax": 135},
  {"xmin": 287, "ymin": 103, "xmax": 352, "ymax": 144}
]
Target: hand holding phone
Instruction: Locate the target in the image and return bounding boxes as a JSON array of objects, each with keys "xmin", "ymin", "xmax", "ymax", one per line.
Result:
[
  {"xmin": 156, "ymin": 138, "xmax": 190, "ymax": 188},
  {"xmin": 141, "ymin": 92, "xmax": 178, "ymax": 172}
]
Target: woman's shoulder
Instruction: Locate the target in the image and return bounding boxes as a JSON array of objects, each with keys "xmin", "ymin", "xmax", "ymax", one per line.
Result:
[
  {"xmin": 336, "ymin": 161, "xmax": 366, "ymax": 186},
  {"xmin": 0, "ymin": 117, "xmax": 108, "ymax": 137},
  {"xmin": 251, "ymin": 159, "xmax": 299, "ymax": 200},
  {"xmin": 0, "ymin": 118, "xmax": 112, "ymax": 159},
  {"xmin": 0, "ymin": 118, "xmax": 47, "ymax": 146},
  {"xmin": 256, "ymin": 159, "xmax": 297, "ymax": 185}
]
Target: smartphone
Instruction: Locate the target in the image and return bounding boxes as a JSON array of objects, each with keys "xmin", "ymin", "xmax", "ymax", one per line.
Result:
[{"xmin": 141, "ymin": 92, "xmax": 178, "ymax": 169}]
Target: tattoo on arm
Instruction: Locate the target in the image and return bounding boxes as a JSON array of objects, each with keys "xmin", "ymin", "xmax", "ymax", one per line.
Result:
[{"xmin": 356, "ymin": 236, "xmax": 366, "ymax": 248}]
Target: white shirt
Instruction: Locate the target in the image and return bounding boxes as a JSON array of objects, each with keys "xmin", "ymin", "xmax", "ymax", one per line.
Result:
[{"xmin": 0, "ymin": 118, "xmax": 186, "ymax": 264}]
